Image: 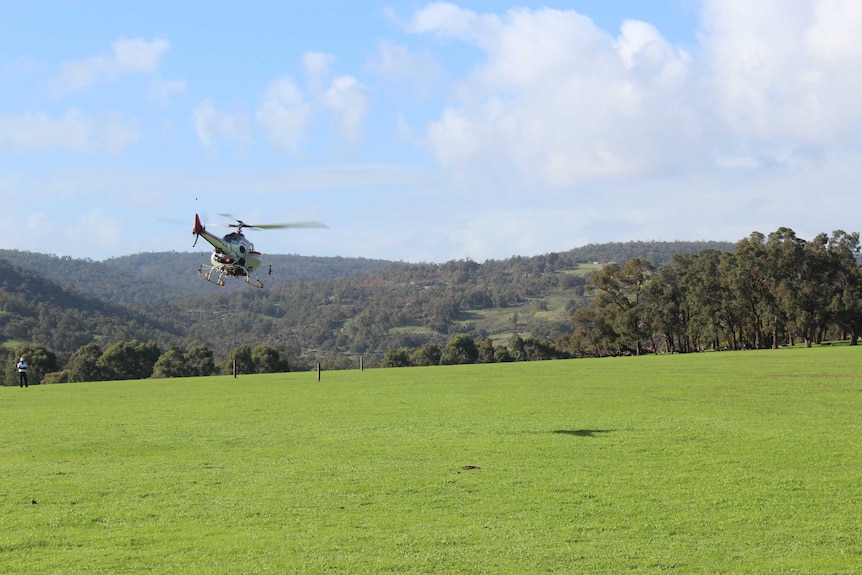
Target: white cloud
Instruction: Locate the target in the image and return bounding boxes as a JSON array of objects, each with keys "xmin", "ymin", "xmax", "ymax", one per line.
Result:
[
  {"xmin": 411, "ymin": 4, "xmax": 696, "ymax": 188},
  {"xmin": 193, "ymin": 99, "xmax": 219, "ymax": 147},
  {"xmin": 0, "ymin": 109, "xmax": 137, "ymax": 153},
  {"xmin": 322, "ymin": 75, "xmax": 368, "ymax": 145},
  {"xmin": 19, "ymin": 212, "xmax": 54, "ymax": 249},
  {"xmin": 368, "ymin": 40, "xmax": 443, "ymax": 96},
  {"xmin": 1, "ymin": 206, "xmax": 120, "ymax": 258},
  {"xmin": 0, "ymin": 110, "xmax": 91, "ymax": 151},
  {"xmin": 410, "ymin": 1, "xmax": 862, "ymax": 193},
  {"xmin": 52, "ymin": 37, "xmax": 170, "ymax": 94},
  {"xmin": 193, "ymin": 99, "xmax": 252, "ymax": 149},
  {"xmin": 149, "ymin": 78, "xmax": 188, "ymax": 104},
  {"xmin": 112, "ymin": 37, "xmax": 169, "ymax": 72},
  {"xmin": 302, "ymin": 51, "xmax": 335, "ymax": 98},
  {"xmin": 407, "ymin": 1, "xmax": 499, "ymax": 43},
  {"xmin": 701, "ymin": 0, "xmax": 862, "ymax": 147},
  {"xmin": 67, "ymin": 209, "xmax": 123, "ymax": 253},
  {"xmin": 256, "ymin": 77, "xmax": 311, "ymax": 154},
  {"xmin": 96, "ymin": 112, "xmax": 139, "ymax": 154},
  {"xmin": 302, "ymin": 51, "xmax": 335, "ymax": 76},
  {"xmin": 807, "ymin": 0, "xmax": 862, "ymax": 61}
]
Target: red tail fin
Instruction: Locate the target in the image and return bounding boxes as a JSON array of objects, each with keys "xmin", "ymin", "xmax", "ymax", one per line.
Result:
[{"xmin": 193, "ymin": 213, "xmax": 205, "ymax": 235}]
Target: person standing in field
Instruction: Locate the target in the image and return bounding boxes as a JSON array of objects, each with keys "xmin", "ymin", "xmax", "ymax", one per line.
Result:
[{"xmin": 17, "ymin": 357, "xmax": 28, "ymax": 387}]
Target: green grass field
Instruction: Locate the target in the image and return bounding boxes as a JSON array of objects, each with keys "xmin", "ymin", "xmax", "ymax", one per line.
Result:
[{"xmin": 2, "ymin": 347, "xmax": 860, "ymax": 573}]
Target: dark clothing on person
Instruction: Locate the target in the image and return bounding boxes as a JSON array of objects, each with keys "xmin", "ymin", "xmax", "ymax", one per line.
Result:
[{"xmin": 17, "ymin": 360, "xmax": 27, "ymax": 387}]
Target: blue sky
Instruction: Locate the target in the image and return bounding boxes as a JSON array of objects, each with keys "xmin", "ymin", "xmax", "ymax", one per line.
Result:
[{"xmin": 2, "ymin": 1, "xmax": 861, "ymax": 263}]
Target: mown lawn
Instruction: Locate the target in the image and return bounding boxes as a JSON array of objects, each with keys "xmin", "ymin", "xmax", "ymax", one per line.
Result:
[{"xmin": 1, "ymin": 347, "xmax": 860, "ymax": 573}]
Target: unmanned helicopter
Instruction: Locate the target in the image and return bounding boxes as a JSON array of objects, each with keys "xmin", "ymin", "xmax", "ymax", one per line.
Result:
[{"xmin": 193, "ymin": 213, "xmax": 327, "ymax": 288}]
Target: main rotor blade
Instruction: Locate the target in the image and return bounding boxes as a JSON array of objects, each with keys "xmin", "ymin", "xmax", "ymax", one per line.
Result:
[
  {"xmin": 251, "ymin": 221, "xmax": 329, "ymax": 230},
  {"xmin": 218, "ymin": 212, "xmax": 327, "ymax": 230}
]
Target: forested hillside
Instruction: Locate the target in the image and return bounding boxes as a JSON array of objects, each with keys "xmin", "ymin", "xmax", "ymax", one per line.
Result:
[
  {"xmin": 2, "ymin": 236, "xmax": 789, "ymax": 384},
  {"xmin": 0, "ymin": 258, "xmax": 184, "ymax": 354},
  {"xmin": 176, "ymin": 240, "xmax": 736, "ymax": 354},
  {"xmin": 0, "ymin": 250, "xmax": 397, "ymax": 307},
  {"xmin": 550, "ymin": 240, "xmax": 735, "ymax": 267}
]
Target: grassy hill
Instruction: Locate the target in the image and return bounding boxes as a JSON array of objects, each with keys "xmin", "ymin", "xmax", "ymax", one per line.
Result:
[{"xmin": 1, "ymin": 347, "xmax": 858, "ymax": 573}]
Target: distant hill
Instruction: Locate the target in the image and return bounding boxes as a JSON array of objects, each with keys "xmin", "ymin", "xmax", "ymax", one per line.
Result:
[
  {"xmin": 1, "ymin": 240, "xmax": 738, "ymax": 361},
  {"xmin": 0, "ymin": 258, "xmax": 184, "ymax": 354},
  {"xmin": 0, "ymin": 241, "xmax": 734, "ymax": 307},
  {"xmin": 0, "ymin": 250, "xmax": 398, "ymax": 307},
  {"xmin": 555, "ymin": 240, "xmax": 736, "ymax": 266}
]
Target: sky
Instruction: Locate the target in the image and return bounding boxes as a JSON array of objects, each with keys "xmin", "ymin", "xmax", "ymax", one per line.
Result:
[{"xmin": 2, "ymin": 0, "xmax": 862, "ymax": 263}]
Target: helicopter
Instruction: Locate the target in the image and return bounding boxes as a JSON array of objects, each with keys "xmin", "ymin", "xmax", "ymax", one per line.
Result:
[{"xmin": 192, "ymin": 213, "xmax": 326, "ymax": 288}]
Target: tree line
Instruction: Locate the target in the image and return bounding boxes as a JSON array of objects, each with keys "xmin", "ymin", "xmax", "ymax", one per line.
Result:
[
  {"xmin": 377, "ymin": 228, "xmax": 862, "ymax": 363},
  {"xmin": 0, "ymin": 340, "xmax": 304, "ymax": 386},
  {"xmin": 562, "ymin": 228, "xmax": 862, "ymax": 356},
  {"xmin": 2, "ymin": 331, "xmax": 570, "ymax": 384},
  {"xmin": 5, "ymin": 229, "xmax": 859, "ymax": 381}
]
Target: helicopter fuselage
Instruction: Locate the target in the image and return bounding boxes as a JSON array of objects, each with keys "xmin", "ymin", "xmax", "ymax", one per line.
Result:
[
  {"xmin": 193, "ymin": 214, "xmax": 266, "ymax": 287},
  {"xmin": 208, "ymin": 231, "xmax": 262, "ymax": 276}
]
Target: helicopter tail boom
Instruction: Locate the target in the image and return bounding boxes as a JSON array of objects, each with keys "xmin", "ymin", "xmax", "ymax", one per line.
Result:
[{"xmin": 192, "ymin": 213, "xmax": 230, "ymax": 253}]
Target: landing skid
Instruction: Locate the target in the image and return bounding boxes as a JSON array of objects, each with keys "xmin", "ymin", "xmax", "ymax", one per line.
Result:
[{"xmin": 198, "ymin": 264, "xmax": 264, "ymax": 288}]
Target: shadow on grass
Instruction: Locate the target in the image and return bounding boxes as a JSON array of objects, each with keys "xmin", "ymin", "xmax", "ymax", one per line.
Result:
[{"xmin": 552, "ymin": 429, "xmax": 614, "ymax": 437}]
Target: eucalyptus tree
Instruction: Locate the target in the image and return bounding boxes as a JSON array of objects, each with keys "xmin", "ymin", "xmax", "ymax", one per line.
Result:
[
  {"xmin": 790, "ymin": 233, "xmax": 835, "ymax": 345},
  {"xmin": 97, "ymin": 340, "xmax": 160, "ymax": 381},
  {"xmin": 678, "ymin": 250, "xmax": 730, "ymax": 351},
  {"xmin": 589, "ymin": 258, "xmax": 655, "ymax": 355},
  {"xmin": 441, "ymin": 334, "xmax": 479, "ymax": 365},
  {"xmin": 826, "ymin": 230, "xmax": 862, "ymax": 344},
  {"xmin": 642, "ymin": 260, "xmax": 687, "ymax": 353},
  {"xmin": 477, "ymin": 338, "xmax": 497, "ymax": 363},
  {"xmin": 66, "ymin": 342, "xmax": 103, "ymax": 382},
  {"xmin": 567, "ymin": 306, "xmax": 617, "ymax": 357},
  {"xmin": 186, "ymin": 344, "xmax": 216, "ymax": 376},
  {"xmin": 382, "ymin": 347, "xmax": 411, "ymax": 368},
  {"xmin": 728, "ymin": 232, "xmax": 776, "ymax": 348},
  {"xmin": 252, "ymin": 344, "xmax": 285, "ymax": 373},
  {"xmin": 410, "ymin": 343, "xmax": 442, "ymax": 366},
  {"xmin": 223, "ymin": 345, "xmax": 254, "ymax": 375},
  {"xmin": 764, "ymin": 228, "xmax": 806, "ymax": 347},
  {"xmin": 152, "ymin": 349, "xmax": 191, "ymax": 378}
]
